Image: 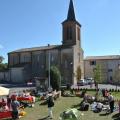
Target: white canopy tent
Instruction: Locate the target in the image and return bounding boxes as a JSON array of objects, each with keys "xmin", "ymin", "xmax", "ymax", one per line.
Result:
[{"xmin": 0, "ymin": 86, "xmax": 10, "ymax": 96}]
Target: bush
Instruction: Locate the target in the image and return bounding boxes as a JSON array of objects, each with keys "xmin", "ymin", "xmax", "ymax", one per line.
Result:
[{"xmin": 111, "ymin": 89, "xmax": 114, "ymax": 92}]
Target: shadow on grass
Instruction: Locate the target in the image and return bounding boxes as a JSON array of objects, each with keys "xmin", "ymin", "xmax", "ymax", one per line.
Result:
[
  {"xmin": 38, "ymin": 116, "xmax": 49, "ymax": 120},
  {"xmin": 39, "ymin": 101, "xmax": 47, "ymax": 105},
  {"xmin": 71, "ymin": 103, "xmax": 80, "ymax": 108},
  {"xmin": 99, "ymin": 112, "xmax": 111, "ymax": 116},
  {"xmin": 112, "ymin": 113, "xmax": 120, "ymax": 120}
]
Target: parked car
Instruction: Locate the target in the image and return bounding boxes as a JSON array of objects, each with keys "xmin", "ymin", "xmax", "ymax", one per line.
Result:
[
  {"xmin": 77, "ymin": 79, "xmax": 87, "ymax": 86},
  {"xmin": 86, "ymin": 78, "xmax": 94, "ymax": 85}
]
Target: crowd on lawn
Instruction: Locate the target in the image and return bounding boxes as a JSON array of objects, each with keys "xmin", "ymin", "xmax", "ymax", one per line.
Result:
[
  {"xmin": 0, "ymin": 88, "xmax": 61, "ymax": 120},
  {"xmin": 78, "ymin": 89, "xmax": 120, "ymax": 114},
  {"xmin": 0, "ymin": 89, "xmax": 36, "ymax": 119},
  {"xmin": 1, "ymin": 86, "xmax": 120, "ymax": 120}
]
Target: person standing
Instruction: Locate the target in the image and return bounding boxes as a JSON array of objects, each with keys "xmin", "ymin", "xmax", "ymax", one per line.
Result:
[
  {"xmin": 11, "ymin": 97, "xmax": 20, "ymax": 120},
  {"xmin": 108, "ymin": 93, "xmax": 114, "ymax": 113},
  {"xmin": 7, "ymin": 95, "xmax": 11, "ymax": 110},
  {"xmin": 47, "ymin": 91, "xmax": 54, "ymax": 119}
]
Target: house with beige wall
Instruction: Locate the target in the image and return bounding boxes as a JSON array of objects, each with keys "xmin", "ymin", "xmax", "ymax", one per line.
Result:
[{"xmin": 84, "ymin": 55, "xmax": 120, "ymax": 83}]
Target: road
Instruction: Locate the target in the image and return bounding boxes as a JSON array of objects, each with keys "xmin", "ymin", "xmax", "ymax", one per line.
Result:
[
  {"xmin": 1, "ymin": 83, "xmax": 120, "ymax": 93},
  {"xmin": 0, "ymin": 84, "xmax": 35, "ymax": 94},
  {"xmin": 72, "ymin": 84, "xmax": 120, "ymax": 90}
]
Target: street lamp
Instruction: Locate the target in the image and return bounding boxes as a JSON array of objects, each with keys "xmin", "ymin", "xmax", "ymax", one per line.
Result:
[
  {"xmin": 48, "ymin": 45, "xmax": 51, "ymax": 90},
  {"xmin": 70, "ymin": 62, "xmax": 73, "ymax": 84}
]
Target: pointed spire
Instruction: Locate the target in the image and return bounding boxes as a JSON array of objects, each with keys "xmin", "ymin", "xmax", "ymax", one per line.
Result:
[{"xmin": 67, "ymin": 0, "xmax": 76, "ymax": 21}]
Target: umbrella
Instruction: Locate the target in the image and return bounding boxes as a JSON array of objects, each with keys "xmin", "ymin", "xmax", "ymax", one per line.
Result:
[{"xmin": 0, "ymin": 86, "xmax": 10, "ymax": 96}]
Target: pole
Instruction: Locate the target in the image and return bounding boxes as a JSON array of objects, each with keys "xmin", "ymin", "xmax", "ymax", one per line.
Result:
[
  {"xmin": 60, "ymin": 74, "xmax": 61, "ymax": 89},
  {"xmin": 48, "ymin": 50, "xmax": 51, "ymax": 89}
]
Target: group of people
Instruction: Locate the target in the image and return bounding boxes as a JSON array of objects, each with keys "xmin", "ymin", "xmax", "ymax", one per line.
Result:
[
  {"xmin": 80, "ymin": 89, "xmax": 115, "ymax": 114},
  {"xmin": 0, "ymin": 90, "xmax": 36, "ymax": 120},
  {"xmin": 0, "ymin": 96, "xmax": 20, "ymax": 120}
]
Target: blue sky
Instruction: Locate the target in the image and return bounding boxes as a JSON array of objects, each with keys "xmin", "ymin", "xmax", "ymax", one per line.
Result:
[{"xmin": 0, "ymin": 0, "xmax": 120, "ymax": 63}]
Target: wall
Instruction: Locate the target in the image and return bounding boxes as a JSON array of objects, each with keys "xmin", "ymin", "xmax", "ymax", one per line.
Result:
[
  {"xmin": 84, "ymin": 59, "xmax": 120, "ymax": 83},
  {"xmin": 0, "ymin": 71, "xmax": 10, "ymax": 82},
  {"xmin": 10, "ymin": 67, "xmax": 24, "ymax": 83}
]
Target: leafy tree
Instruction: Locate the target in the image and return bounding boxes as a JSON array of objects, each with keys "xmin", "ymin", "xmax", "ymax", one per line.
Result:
[
  {"xmin": 113, "ymin": 68, "xmax": 120, "ymax": 90},
  {"xmin": 46, "ymin": 65, "xmax": 61, "ymax": 91},
  {"xmin": 0, "ymin": 56, "xmax": 4, "ymax": 63},
  {"xmin": 76, "ymin": 66, "xmax": 81, "ymax": 82},
  {"xmin": 0, "ymin": 56, "xmax": 8, "ymax": 71},
  {"xmin": 93, "ymin": 64, "xmax": 103, "ymax": 93}
]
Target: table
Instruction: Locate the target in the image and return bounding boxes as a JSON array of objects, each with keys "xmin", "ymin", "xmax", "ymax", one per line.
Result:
[
  {"xmin": 0, "ymin": 111, "xmax": 12, "ymax": 119},
  {"xmin": 17, "ymin": 97, "xmax": 33, "ymax": 103}
]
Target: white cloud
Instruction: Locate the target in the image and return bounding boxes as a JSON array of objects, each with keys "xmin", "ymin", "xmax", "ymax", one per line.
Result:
[{"xmin": 0, "ymin": 44, "xmax": 3, "ymax": 49}]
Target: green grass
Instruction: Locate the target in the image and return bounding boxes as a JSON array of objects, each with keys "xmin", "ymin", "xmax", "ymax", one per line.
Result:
[{"xmin": 18, "ymin": 96, "xmax": 119, "ymax": 120}]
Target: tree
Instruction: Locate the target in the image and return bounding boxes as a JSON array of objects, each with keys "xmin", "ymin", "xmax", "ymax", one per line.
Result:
[
  {"xmin": 0, "ymin": 56, "xmax": 4, "ymax": 63},
  {"xmin": 93, "ymin": 64, "xmax": 103, "ymax": 91},
  {"xmin": 113, "ymin": 68, "xmax": 120, "ymax": 90},
  {"xmin": 0, "ymin": 56, "xmax": 8, "ymax": 71},
  {"xmin": 46, "ymin": 65, "xmax": 61, "ymax": 91},
  {"xmin": 76, "ymin": 66, "xmax": 81, "ymax": 82}
]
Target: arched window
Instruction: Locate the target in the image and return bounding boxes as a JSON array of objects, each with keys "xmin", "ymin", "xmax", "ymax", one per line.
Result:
[
  {"xmin": 67, "ymin": 26, "xmax": 73, "ymax": 40},
  {"xmin": 77, "ymin": 27, "xmax": 80, "ymax": 40}
]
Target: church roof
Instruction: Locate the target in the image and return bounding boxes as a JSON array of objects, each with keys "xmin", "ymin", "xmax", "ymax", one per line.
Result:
[
  {"xmin": 85, "ymin": 55, "xmax": 120, "ymax": 60},
  {"xmin": 9, "ymin": 45, "xmax": 58, "ymax": 53},
  {"xmin": 8, "ymin": 44, "xmax": 73, "ymax": 54}
]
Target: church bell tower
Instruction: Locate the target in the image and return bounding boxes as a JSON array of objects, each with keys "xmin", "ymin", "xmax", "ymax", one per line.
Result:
[{"xmin": 62, "ymin": 0, "xmax": 81, "ymax": 46}]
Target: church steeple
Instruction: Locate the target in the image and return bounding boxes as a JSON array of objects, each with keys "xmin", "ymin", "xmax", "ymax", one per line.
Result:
[
  {"xmin": 62, "ymin": 0, "xmax": 81, "ymax": 46},
  {"xmin": 67, "ymin": 0, "xmax": 76, "ymax": 21}
]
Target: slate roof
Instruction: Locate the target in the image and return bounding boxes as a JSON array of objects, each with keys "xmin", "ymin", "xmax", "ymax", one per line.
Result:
[
  {"xmin": 85, "ymin": 55, "xmax": 120, "ymax": 60},
  {"xmin": 67, "ymin": 0, "xmax": 76, "ymax": 21},
  {"xmin": 62, "ymin": 0, "xmax": 81, "ymax": 27},
  {"xmin": 8, "ymin": 44, "xmax": 74, "ymax": 54}
]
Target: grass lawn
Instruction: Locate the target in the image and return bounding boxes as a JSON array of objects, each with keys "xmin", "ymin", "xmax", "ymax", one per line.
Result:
[{"xmin": 12, "ymin": 96, "xmax": 120, "ymax": 120}]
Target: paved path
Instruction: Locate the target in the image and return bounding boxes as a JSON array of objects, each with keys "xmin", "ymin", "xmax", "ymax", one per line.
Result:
[
  {"xmin": 1, "ymin": 84, "xmax": 120, "ymax": 93},
  {"xmin": 0, "ymin": 84, "xmax": 35, "ymax": 94},
  {"xmin": 72, "ymin": 84, "xmax": 120, "ymax": 90}
]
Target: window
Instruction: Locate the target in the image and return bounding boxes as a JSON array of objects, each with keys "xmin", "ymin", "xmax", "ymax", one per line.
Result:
[
  {"xmin": 108, "ymin": 69, "xmax": 113, "ymax": 72},
  {"xmin": 65, "ymin": 60, "xmax": 68, "ymax": 68},
  {"xmin": 78, "ymin": 53, "xmax": 80, "ymax": 62},
  {"xmin": 90, "ymin": 61, "xmax": 96, "ymax": 65},
  {"xmin": 67, "ymin": 26, "xmax": 73, "ymax": 40},
  {"xmin": 110, "ymin": 76, "xmax": 113, "ymax": 81},
  {"xmin": 77, "ymin": 27, "xmax": 80, "ymax": 40}
]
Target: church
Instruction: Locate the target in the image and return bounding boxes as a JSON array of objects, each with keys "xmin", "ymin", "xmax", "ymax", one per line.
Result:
[{"xmin": 7, "ymin": 0, "xmax": 84, "ymax": 85}]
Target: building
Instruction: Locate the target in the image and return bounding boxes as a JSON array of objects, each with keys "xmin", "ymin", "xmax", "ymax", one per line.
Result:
[
  {"xmin": 84, "ymin": 55, "xmax": 120, "ymax": 83},
  {"xmin": 7, "ymin": 0, "xmax": 84, "ymax": 85}
]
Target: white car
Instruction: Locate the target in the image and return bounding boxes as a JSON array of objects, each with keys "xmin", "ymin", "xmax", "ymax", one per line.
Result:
[
  {"xmin": 77, "ymin": 79, "xmax": 87, "ymax": 86},
  {"xmin": 86, "ymin": 78, "xmax": 94, "ymax": 84}
]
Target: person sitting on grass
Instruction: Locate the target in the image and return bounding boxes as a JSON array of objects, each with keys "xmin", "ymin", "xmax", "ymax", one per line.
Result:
[{"xmin": 96, "ymin": 102, "xmax": 103, "ymax": 112}]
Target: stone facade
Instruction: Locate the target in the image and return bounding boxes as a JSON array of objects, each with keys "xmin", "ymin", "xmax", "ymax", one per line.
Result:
[
  {"xmin": 84, "ymin": 55, "xmax": 120, "ymax": 83},
  {"xmin": 7, "ymin": 0, "xmax": 84, "ymax": 85}
]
